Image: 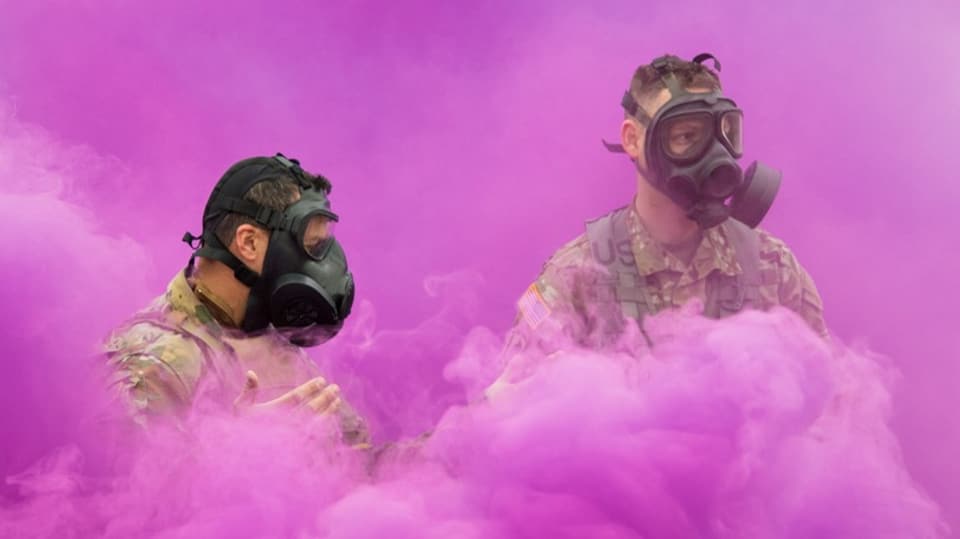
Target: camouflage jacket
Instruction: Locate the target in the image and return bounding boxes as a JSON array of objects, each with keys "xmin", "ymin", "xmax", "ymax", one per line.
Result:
[
  {"xmin": 502, "ymin": 203, "xmax": 826, "ymax": 362},
  {"xmin": 103, "ymin": 269, "xmax": 369, "ymax": 446}
]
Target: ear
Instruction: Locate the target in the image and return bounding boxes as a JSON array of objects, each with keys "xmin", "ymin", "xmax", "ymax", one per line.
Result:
[
  {"xmin": 233, "ymin": 223, "xmax": 268, "ymax": 264},
  {"xmin": 620, "ymin": 118, "xmax": 645, "ymax": 161}
]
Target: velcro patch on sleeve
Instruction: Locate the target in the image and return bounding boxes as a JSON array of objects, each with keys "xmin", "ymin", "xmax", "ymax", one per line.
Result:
[{"xmin": 518, "ymin": 283, "xmax": 551, "ymax": 328}]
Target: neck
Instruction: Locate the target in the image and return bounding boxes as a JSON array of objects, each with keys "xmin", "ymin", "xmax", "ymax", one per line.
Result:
[
  {"xmin": 633, "ymin": 174, "xmax": 701, "ymax": 246},
  {"xmin": 191, "ymin": 258, "xmax": 251, "ymax": 327}
]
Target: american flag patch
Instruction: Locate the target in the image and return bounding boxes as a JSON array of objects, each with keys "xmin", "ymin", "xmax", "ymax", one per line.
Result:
[{"xmin": 518, "ymin": 283, "xmax": 551, "ymax": 328}]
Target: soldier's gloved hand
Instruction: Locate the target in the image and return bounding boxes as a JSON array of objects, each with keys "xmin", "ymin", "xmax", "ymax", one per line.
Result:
[{"xmin": 233, "ymin": 370, "xmax": 342, "ymax": 417}]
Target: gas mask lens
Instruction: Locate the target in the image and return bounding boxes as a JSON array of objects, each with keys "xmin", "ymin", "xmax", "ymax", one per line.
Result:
[
  {"xmin": 300, "ymin": 214, "xmax": 337, "ymax": 260},
  {"xmin": 661, "ymin": 112, "xmax": 712, "ymax": 160},
  {"xmin": 720, "ymin": 110, "xmax": 743, "ymax": 156}
]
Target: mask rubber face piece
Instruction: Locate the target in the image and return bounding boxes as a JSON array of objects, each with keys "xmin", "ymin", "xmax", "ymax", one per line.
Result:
[
  {"xmin": 186, "ymin": 153, "xmax": 355, "ymax": 347},
  {"xmin": 253, "ymin": 190, "xmax": 355, "ymax": 347},
  {"xmin": 646, "ymin": 93, "xmax": 748, "ymax": 229},
  {"xmin": 616, "ymin": 53, "xmax": 781, "ymax": 229}
]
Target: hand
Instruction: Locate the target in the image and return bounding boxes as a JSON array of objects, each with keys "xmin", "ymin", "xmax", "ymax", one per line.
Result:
[{"xmin": 233, "ymin": 370, "xmax": 342, "ymax": 417}]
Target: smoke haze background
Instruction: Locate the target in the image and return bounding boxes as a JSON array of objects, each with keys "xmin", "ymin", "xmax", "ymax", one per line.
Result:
[{"xmin": 0, "ymin": 0, "xmax": 957, "ymax": 534}]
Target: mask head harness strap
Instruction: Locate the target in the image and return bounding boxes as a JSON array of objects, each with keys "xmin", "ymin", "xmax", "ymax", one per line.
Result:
[
  {"xmin": 603, "ymin": 53, "xmax": 722, "ymax": 153},
  {"xmin": 181, "ymin": 153, "xmax": 327, "ymax": 288}
]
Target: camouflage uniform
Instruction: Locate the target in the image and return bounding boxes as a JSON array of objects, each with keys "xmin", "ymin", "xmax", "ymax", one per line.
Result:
[
  {"xmin": 494, "ymin": 203, "xmax": 825, "ymax": 387},
  {"xmin": 103, "ymin": 269, "xmax": 369, "ymax": 446}
]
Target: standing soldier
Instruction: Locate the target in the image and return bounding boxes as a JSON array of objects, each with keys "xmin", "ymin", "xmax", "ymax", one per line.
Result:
[{"xmin": 494, "ymin": 53, "xmax": 825, "ymax": 389}]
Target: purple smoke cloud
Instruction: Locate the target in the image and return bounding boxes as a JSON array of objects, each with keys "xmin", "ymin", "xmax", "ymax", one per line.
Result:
[
  {"xmin": 1, "ymin": 0, "xmax": 958, "ymax": 535},
  {"xmin": 0, "ymin": 308, "xmax": 947, "ymax": 537}
]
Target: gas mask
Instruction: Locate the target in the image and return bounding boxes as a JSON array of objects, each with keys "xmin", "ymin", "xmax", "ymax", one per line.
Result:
[
  {"xmin": 183, "ymin": 153, "xmax": 354, "ymax": 347},
  {"xmin": 604, "ymin": 53, "xmax": 782, "ymax": 229}
]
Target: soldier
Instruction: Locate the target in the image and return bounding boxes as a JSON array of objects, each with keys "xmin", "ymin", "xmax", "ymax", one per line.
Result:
[
  {"xmin": 494, "ymin": 53, "xmax": 826, "ymax": 388},
  {"xmin": 103, "ymin": 154, "xmax": 369, "ymax": 447}
]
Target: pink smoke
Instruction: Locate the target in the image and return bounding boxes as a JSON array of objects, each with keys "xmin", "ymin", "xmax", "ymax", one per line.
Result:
[
  {"xmin": 1, "ymin": 0, "xmax": 958, "ymax": 535},
  {"xmin": 0, "ymin": 306, "xmax": 947, "ymax": 537}
]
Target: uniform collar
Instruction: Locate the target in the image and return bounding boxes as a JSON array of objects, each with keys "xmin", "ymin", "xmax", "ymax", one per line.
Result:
[
  {"xmin": 625, "ymin": 201, "xmax": 741, "ymax": 279},
  {"xmin": 165, "ymin": 269, "xmax": 241, "ymax": 336}
]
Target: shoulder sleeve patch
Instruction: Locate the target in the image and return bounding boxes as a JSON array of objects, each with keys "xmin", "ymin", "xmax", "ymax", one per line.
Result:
[{"xmin": 517, "ymin": 283, "xmax": 551, "ymax": 329}]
